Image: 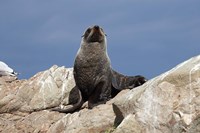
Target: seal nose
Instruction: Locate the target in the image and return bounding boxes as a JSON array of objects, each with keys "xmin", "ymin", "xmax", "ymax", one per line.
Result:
[{"xmin": 94, "ymin": 25, "xmax": 100, "ymax": 30}]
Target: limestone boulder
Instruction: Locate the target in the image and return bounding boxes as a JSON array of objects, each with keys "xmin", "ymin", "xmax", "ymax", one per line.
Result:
[
  {"xmin": 0, "ymin": 65, "xmax": 75, "ymax": 113},
  {"xmin": 0, "ymin": 65, "xmax": 116, "ymax": 133},
  {"xmin": 0, "ymin": 111, "xmax": 65, "ymax": 133},
  {"xmin": 1, "ymin": 55, "xmax": 200, "ymax": 133},
  {"xmin": 113, "ymin": 55, "xmax": 200, "ymax": 133},
  {"xmin": 0, "ymin": 65, "xmax": 77, "ymax": 132}
]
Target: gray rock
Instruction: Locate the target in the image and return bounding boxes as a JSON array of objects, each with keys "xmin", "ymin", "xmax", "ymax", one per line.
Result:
[
  {"xmin": 1, "ymin": 55, "xmax": 200, "ymax": 133},
  {"xmin": 0, "ymin": 65, "xmax": 75, "ymax": 113},
  {"xmin": 0, "ymin": 111, "xmax": 65, "ymax": 133},
  {"xmin": 0, "ymin": 65, "xmax": 76, "ymax": 132},
  {"xmin": 0, "ymin": 65, "xmax": 117, "ymax": 133},
  {"xmin": 48, "ymin": 104, "xmax": 115, "ymax": 133},
  {"xmin": 113, "ymin": 114, "xmax": 144, "ymax": 133},
  {"xmin": 113, "ymin": 55, "xmax": 200, "ymax": 133}
]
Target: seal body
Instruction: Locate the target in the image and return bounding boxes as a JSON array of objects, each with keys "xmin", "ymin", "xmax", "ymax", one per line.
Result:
[
  {"xmin": 74, "ymin": 25, "xmax": 146, "ymax": 107},
  {"xmin": 51, "ymin": 25, "xmax": 147, "ymax": 113},
  {"xmin": 74, "ymin": 25, "xmax": 112, "ymax": 104}
]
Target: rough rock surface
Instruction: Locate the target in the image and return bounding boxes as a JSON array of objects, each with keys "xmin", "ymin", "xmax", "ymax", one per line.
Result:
[
  {"xmin": 0, "ymin": 65, "xmax": 76, "ymax": 113},
  {"xmin": 113, "ymin": 55, "xmax": 200, "ymax": 133},
  {"xmin": 0, "ymin": 55, "xmax": 200, "ymax": 133},
  {"xmin": 0, "ymin": 65, "xmax": 117, "ymax": 133}
]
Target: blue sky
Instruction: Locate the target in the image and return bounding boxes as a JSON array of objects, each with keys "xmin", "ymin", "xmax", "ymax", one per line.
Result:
[{"xmin": 0, "ymin": 0, "xmax": 200, "ymax": 79}]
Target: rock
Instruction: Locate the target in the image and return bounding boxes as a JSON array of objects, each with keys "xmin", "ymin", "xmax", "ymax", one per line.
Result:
[
  {"xmin": 0, "ymin": 65, "xmax": 76, "ymax": 113},
  {"xmin": 48, "ymin": 104, "xmax": 115, "ymax": 133},
  {"xmin": 113, "ymin": 114, "xmax": 143, "ymax": 133},
  {"xmin": 47, "ymin": 91, "xmax": 131, "ymax": 133},
  {"xmin": 0, "ymin": 65, "xmax": 76, "ymax": 132},
  {"xmin": 0, "ymin": 76, "xmax": 18, "ymax": 83},
  {"xmin": 0, "ymin": 65, "xmax": 117, "ymax": 132},
  {"xmin": 0, "ymin": 111, "xmax": 65, "ymax": 133},
  {"xmin": 113, "ymin": 55, "xmax": 200, "ymax": 133},
  {"xmin": 1, "ymin": 55, "xmax": 200, "ymax": 133}
]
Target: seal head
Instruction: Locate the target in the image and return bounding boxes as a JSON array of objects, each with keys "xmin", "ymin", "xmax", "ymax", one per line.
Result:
[{"xmin": 83, "ymin": 25, "xmax": 105, "ymax": 43}]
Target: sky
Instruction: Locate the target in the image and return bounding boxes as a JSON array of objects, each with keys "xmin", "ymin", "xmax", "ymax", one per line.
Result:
[{"xmin": 0, "ymin": 0, "xmax": 200, "ymax": 80}]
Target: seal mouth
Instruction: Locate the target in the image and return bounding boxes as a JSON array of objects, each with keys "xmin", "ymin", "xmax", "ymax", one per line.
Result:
[{"xmin": 83, "ymin": 25, "xmax": 105, "ymax": 43}]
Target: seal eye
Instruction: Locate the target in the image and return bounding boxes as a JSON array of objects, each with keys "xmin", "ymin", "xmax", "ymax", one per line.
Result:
[
  {"xmin": 86, "ymin": 28, "xmax": 91, "ymax": 34},
  {"xmin": 100, "ymin": 28, "xmax": 107, "ymax": 36},
  {"xmin": 82, "ymin": 28, "xmax": 91, "ymax": 38}
]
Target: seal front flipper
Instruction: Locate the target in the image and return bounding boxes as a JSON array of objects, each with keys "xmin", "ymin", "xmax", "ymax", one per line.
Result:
[
  {"xmin": 129, "ymin": 75, "xmax": 147, "ymax": 87},
  {"xmin": 50, "ymin": 87, "xmax": 84, "ymax": 113},
  {"xmin": 111, "ymin": 69, "xmax": 147, "ymax": 97}
]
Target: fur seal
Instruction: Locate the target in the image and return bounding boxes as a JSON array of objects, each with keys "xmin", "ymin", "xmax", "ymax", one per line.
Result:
[{"xmin": 51, "ymin": 25, "xmax": 146, "ymax": 113}]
